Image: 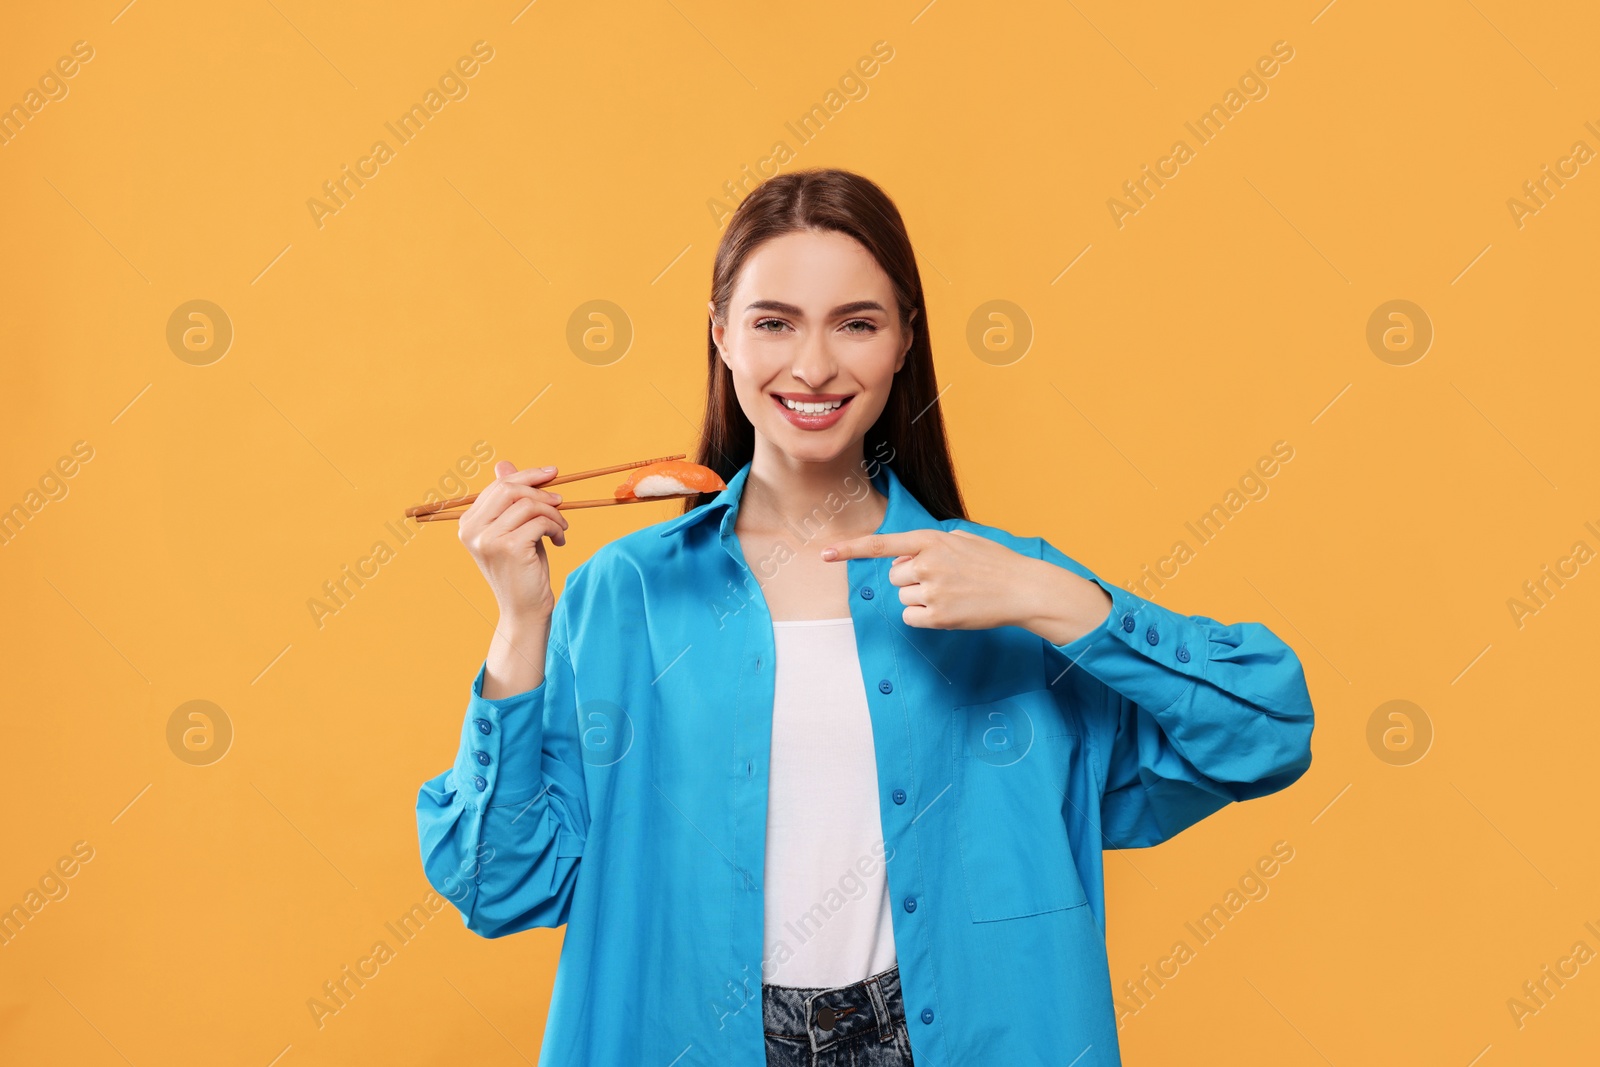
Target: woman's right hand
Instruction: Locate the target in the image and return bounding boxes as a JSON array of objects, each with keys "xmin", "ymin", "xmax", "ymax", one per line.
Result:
[{"xmin": 458, "ymin": 460, "xmax": 570, "ymax": 625}]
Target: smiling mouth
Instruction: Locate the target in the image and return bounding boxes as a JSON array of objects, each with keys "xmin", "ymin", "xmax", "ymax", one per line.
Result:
[{"xmin": 771, "ymin": 394, "xmax": 854, "ymax": 415}]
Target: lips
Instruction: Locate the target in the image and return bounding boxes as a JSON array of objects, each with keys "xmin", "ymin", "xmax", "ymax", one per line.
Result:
[{"xmin": 770, "ymin": 392, "xmax": 853, "ymax": 430}]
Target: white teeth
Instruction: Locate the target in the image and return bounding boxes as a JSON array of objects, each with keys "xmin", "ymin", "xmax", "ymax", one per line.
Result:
[{"xmin": 781, "ymin": 397, "xmax": 844, "ymax": 414}]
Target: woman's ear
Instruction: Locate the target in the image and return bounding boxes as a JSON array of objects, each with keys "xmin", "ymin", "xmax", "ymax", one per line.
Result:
[
  {"xmin": 896, "ymin": 309, "xmax": 916, "ymax": 371},
  {"xmin": 708, "ymin": 301, "xmax": 728, "ymax": 365}
]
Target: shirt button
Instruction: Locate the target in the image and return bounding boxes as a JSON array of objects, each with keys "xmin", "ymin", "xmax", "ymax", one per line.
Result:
[
  {"xmin": 920, "ymin": 1008, "xmax": 934, "ymax": 1024},
  {"xmin": 1176, "ymin": 645, "xmax": 1191, "ymax": 663},
  {"xmin": 892, "ymin": 788, "xmax": 907, "ymax": 804},
  {"xmin": 475, "ymin": 751, "xmax": 491, "ymax": 765},
  {"xmin": 475, "ymin": 718, "xmax": 492, "ymax": 735},
  {"xmin": 1146, "ymin": 625, "xmax": 1159, "ymax": 646},
  {"xmin": 903, "ymin": 896, "xmax": 917, "ymax": 912},
  {"xmin": 472, "ymin": 775, "xmax": 487, "ymax": 791},
  {"xmin": 1121, "ymin": 613, "xmax": 1135, "ymax": 633},
  {"xmin": 878, "ymin": 679, "xmax": 893, "ymax": 694},
  {"xmin": 860, "ymin": 585, "xmax": 875, "ymax": 600}
]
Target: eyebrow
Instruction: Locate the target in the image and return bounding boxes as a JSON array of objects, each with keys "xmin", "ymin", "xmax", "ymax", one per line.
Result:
[{"xmin": 743, "ymin": 299, "xmax": 889, "ymax": 318}]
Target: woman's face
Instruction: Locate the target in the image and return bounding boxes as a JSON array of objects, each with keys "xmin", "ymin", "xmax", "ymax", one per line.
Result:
[{"xmin": 710, "ymin": 228, "xmax": 914, "ymax": 466}]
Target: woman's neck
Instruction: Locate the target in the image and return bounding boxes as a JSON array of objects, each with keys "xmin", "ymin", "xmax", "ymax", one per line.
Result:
[{"xmin": 736, "ymin": 438, "xmax": 887, "ymax": 538}]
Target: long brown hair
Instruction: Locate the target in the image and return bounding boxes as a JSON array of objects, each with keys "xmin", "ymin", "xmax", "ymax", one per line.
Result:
[{"xmin": 685, "ymin": 167, "xmax": 968, "ymax": 521}]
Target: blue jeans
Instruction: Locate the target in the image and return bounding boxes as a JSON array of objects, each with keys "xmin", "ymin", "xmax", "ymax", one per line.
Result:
[{"xmin": 764, "ymin": 963, "xmax": 916, "ymax": 1066}]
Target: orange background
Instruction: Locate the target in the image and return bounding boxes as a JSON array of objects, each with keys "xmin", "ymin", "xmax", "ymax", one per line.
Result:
[{"xmin": 3, "ymin": 1, "xmax": 1597, "ymax": 1064}]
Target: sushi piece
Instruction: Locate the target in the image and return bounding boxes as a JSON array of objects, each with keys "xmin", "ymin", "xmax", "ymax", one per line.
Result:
[{"xmin": 614, "ymin": 460, "xmax": 726, "ymax": 500}]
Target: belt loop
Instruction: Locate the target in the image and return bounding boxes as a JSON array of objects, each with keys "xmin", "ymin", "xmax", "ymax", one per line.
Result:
[
  {"xmin": 801, "ymin": 989, "xmax": 825, "ymax": 1054},
  {"xmin": 865, "ymin": 972, "xmax": 892, "ymax": 1043}
]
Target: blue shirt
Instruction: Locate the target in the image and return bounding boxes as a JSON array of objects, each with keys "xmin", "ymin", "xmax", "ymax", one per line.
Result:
[{"xmin": 416, "ymin": 458, "xmax": 1315, "ymax": 1065}]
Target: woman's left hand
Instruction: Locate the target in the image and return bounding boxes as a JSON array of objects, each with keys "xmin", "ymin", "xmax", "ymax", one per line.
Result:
[{"xmin": 821, "ymin": 529, "xmax": 1112, "ymax": 642}]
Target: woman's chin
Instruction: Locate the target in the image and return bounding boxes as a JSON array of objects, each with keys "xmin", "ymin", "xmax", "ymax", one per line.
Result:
[{"xmin": 761, "ymin": 423, "xmax": 860, "ymax": 464}]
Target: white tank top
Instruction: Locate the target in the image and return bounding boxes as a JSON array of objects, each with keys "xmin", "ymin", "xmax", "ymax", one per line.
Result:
[{"xmin": 761, "ymin": 616, "xmax": 898, "ymax": 989}]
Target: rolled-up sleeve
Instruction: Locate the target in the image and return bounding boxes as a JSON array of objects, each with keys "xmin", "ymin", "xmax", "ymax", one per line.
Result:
[
  {"xmin": 1037, "ymin": 536, "xmax": 1315, "ymax": 849},
  {"xmin": 415, "ymin": 591, "xmax": 589, "ymax": 936}
]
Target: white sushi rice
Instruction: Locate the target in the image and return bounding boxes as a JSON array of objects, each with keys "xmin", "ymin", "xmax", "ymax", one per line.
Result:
[{"xmin": 630, "ymin": 473, "xmax": 694, "ymax": 498}]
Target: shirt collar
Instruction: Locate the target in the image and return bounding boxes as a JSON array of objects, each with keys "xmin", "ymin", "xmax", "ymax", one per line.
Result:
[{"xmin": 656, "ymin": 457, "xmax": 938, "ymax": 540}]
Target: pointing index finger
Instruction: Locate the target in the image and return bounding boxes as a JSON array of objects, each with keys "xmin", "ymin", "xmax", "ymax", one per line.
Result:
[{"xmin": 821, "ymin": 530, "xmax": 933, "ymax": 562}]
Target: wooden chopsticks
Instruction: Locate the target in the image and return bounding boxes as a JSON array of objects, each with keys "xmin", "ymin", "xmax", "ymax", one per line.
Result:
[{"xmin": 407, "ymin": 453, "xmax": 691, "ymax": 523}]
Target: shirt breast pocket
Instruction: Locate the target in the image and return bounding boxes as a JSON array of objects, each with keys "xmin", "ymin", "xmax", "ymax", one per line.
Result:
[{"xmin": 951, "ymin": 689, "xmax": 1089, "ymax": 922}]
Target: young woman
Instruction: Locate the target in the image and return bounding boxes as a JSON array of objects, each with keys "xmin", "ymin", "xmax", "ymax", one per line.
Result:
[{"xmin": 416, "ymin": 168, "xmax": 1316, "ymax": 1067}]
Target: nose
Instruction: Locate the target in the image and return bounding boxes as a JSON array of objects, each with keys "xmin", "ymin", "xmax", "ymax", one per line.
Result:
[{"xmin": 790, "ymin": 326, "xmax": 838, "ymax": 389}]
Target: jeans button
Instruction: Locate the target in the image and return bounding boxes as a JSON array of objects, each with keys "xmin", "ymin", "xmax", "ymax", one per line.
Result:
[{"xmin": 816, "ymin": 1005, "xmax": 836, "ymax": 1030}]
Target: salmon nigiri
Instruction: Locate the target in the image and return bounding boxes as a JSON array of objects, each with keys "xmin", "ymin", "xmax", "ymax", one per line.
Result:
[{"xmin": 613, "ymin": 460, "xmax": 726, "ymax": 500}]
